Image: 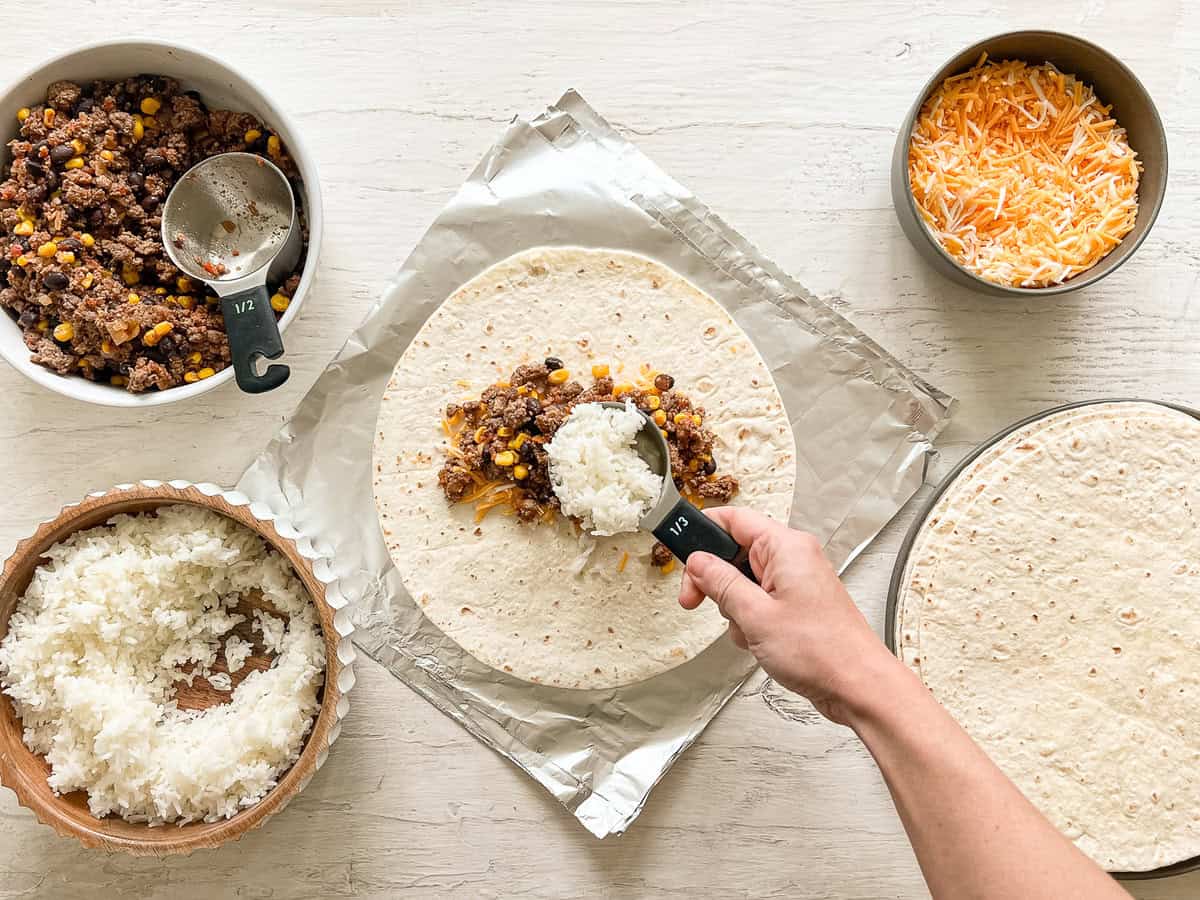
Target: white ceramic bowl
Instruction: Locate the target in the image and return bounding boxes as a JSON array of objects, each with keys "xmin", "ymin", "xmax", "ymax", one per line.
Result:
[{"xmin": 0, "ymin": 39, "xmax": 322, "ymax": 407}]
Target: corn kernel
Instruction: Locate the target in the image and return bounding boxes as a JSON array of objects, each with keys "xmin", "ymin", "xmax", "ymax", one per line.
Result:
[
  {"xmin": 35, "ymin": 318, "xmax": 48, "ymax": 331},
  {"xmin": 101, "ymin": 340, "xmax": 113, "ymax": 354},
  {"xmin": 154, "ymin": 286, "xmax": 167, "ymax": 295},
  {"xmin": 80, "ymin": 232, "xmax": 95, "ymax": 248},
  {"xmin": 143, "ymin": 331, "xmax": 161, "ymax": 347},
  {"xmin": 660, "ymin": 429, "xmax": 670, "ymax": 441},
  {"xmin": 494, "ymin": 450, "xmax": 516, "ymax": 467},
  {"xmin": 197, "ymin": 367, "xmax": 216, "ymax": 379},
  {"xmin": 15, "ymin": 255, "xmax": 29, "ymax": 267},
  {"xmin": 16, "ymin": 108, "xmax": 29, "ymax": 122},
  {"xmin": 692, "ymin": 414, "xmax": 702, "ymax": 426},
  {"xmin": 673, "ymin": 412, "xmax": 689, "ymax": 425},
  {"xmin": 81, "ymin": 273, "xmax": 94, "ymax": 289},
  {"xmin": 70, "ymin": 138, "xmax": 86, "ymax": 155},
  {"xmin": 269, "ymin": 292, "xmax": 290, "ymax": 313},
  {"xmin": 474, "ymin": 426, "xmax": 487, "ymax": 444},
  {"xmin": 139, "ymin": 97, "xmax": 161, "ymax": 116},
  {"xmin": 142, "ymin": 321, "xmax": 173, "ymax": 346},
  {"xmin": 42, "ymin": 108, "xmax": 54, "ymax": 127},
  {"xmin": 645, "ymin": 394, "xmax": 661, "ymax": 410},
  {"xmin": 17, "ymin": 207, "xmax": 32, "ymax": 222},
  {"xmin": 613, "ymin": 382, "xmax": 634, "ymax": 397},
  {"xmin": 187, "ymin": 351, "xmax": 202, "ymax": 365},
  {"xmin": 52, "ymin": 322, "xmax": 73, "ymax": 341},
  {"xmin": 110, "ymin": 375, "xmax": 128, "ymax": 387},
  {"xmin": 688, "ymin": 458, "xmax": 701, "ymax": 471},
  {"xmin": 183, "ymin": 371, "xmax": 200, "ymax": 383},
  {"xmin": 507, "ymin": 432, "xmax": 528, "ymax": 450},
  {"xmin": 122, "ymin": 265, "xmax": 139, "ymax": 285},
  {"xmin": 652, "ymin": 409, "xmax": 667, "ymax": 427},
  {"xmin": 177, "ymin": 295, "xmax": 196, "ymax": 309},
  {"xmin": 132, "ymin": 115, "xmax": 144, "ymax": 141},
  {"xmin": 660, "ymin": 559, "xmax": 676, "ymax": 575},
  {"xmin": 547, "ymin": 367, "xmax": 570, "ymax": 385},
  {"xmin": 98, "ymin": 150, "xmax": 114, "ymax": 162},
  {"xmin": 13, "ymin": 221, "xmax": 33, "ymax": 237},
  {"xmin": 57, "ymin": 251, "xmax": 75, "ymax": 265},
  {"xmin": 266, "ymin": 135, "xmax": 281, "ymax": 157},
  {"xmin": 244, "ymin": 128, "xmax": 262, "ymax": 144},
  {"xmin": 591, "ymin": 363, "xmax": 610, "ymax": 378},
  {"xmin": 143, "ymin": 116, "xmax": 157, "ymax": 130},
  {"xmin": 497, "ymin": 426, "xmax": 513, "ymax": 437},
  {"xmin": 63, "ymin": 156, "xmax": 84, "ymax": 170},
  {"xmin": 154, "ymin": 321, "xmax": 173, "ymax": 337},
  {"xmin": 35, "ymin": 241, "xmax": 56, "ymax": 258},
  {"xmin": 127, "ymin": 293, "xmax": 140, "ymax": 304},
  {"xmin": 513, "ymin": 464, "xmax": 529, "ymax": 480},
  {"xmin": 176, "ymin": 276, "xmax": 192, "ymax": 293}
]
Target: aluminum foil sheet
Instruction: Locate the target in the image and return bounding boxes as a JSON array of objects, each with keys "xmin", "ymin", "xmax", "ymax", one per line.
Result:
[{"xmin": 236, "ymin": 91, "xmax": 955, "ymax": 838}]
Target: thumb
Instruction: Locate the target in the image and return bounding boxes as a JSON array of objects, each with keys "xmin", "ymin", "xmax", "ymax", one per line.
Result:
[{"xmin": 685, "ymin": 551, "xmax": 769, "ymax": 627}]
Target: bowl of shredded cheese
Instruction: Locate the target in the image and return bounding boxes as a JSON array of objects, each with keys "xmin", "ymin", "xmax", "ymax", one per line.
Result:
[{"xmin": 892, "ymin": 31, "xmax": 1167, "ymax": 296}]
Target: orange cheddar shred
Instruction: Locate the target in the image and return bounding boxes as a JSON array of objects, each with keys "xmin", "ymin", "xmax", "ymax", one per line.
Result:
[{"xmin": 908, "ymin": 55, "xmax": 1140, "ymax": 288}]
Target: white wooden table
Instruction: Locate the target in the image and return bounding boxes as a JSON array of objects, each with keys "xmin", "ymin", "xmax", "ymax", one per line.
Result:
[{"xmin": 3, "ymin": 2, "xmax": 1199, "ymax": 897}]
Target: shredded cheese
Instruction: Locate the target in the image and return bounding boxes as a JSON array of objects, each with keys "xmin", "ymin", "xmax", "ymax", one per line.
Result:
[{"xmin": 908, "ymin": 55, "xmax": 1140, "ymax": 288}]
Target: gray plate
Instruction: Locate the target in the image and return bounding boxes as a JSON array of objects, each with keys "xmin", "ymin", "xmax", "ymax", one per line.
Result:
[{"xmin": 885, "ymin": 398, "xmax": 1200, "ymax": 879}]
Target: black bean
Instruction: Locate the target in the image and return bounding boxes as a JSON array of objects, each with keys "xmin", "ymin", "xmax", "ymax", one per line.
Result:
[
  {"xmin": 49, "ymin": 145, "xmax": 74, "ymax": 166},
  {"xmin": 143, "ymin": 150, "xmax": 165, "ymax": 168},
  {"xmin": 73, "ymin": 98, "xmax": 94, "ymax": 115},
  {"xmin": 654, "ymin": 373, "xmax": 674, "ymax": 392},
  {"xmin": 61, "ymin": 204, "xmax": 78, "ymax": 220},
  {"xmin": 544, "ymin": 356, "xmax": 563, "ymax": 370},
  {"xmin": 42, "ymin": 271, "xmax": 69, "ymax": 291},
  {"xmin": 702, "ymin": 458, "xmax": 716, "ymax": 476},
  {"xmin": 32, "ymin": 141, "xmax": 48, "ymax": 157},
  {"xmin": 25, "ymin": 185, "xmax": 46, "ymax": 204},
  {"xmin": 58, "ymin": 238, "xmax": 82, "ymax": 253},
  {"xmin": 127, "ymin": 172, "xmax": 143, "ymax": 190},
  {"xmin": 45, "ymin": 171, "xmax": 58, "ymax": 191},
  {"xmin": 23, "ymin": 159, "xmax": 44, "ymax": 179},
  {"xmin": 87, "ymin": 208, "xmax": 105, "ymax": 228}
]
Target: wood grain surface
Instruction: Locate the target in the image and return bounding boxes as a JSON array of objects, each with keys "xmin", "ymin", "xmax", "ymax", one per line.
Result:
[{"xmin": 2, "ymin": 0, "xmax": 1199, "ymax": 896}]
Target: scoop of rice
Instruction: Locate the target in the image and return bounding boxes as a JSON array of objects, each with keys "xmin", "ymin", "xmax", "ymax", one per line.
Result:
[
  {"xmin": 546, "ymin": 400, "xmax": 664, "ymax": 536},
  {"xmin": 0, "ymin": 505, "xmax": 325, "ymax": 825}
]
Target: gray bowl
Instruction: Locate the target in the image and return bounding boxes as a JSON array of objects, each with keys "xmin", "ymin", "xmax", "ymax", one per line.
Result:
[{"xmin": 891, "ymin": 31, "xmax": 1168, "ymax": 297}]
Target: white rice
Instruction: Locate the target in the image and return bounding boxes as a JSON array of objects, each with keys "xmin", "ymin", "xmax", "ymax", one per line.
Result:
[
  {"xmin": 223, "ymin": 634, "xmax": 253, "ymax": 674},
  {"xmin": 546, "ymin": 400, "xmax": 664, "ymax": 536},
  {"xmin": 0, "ymin": 505, "xmax": 325, "ymax": 825}
]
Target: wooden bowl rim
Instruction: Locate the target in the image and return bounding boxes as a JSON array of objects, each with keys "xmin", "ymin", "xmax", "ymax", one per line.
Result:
[{"xmin": 0, "ymin": 480, "xmax": 354, "ymax": 856}]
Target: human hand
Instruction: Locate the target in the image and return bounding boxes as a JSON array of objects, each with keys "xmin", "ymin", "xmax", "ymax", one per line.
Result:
[{"xmin": 678, "ymin": 507, "xmax": 897, "ymax": 725}]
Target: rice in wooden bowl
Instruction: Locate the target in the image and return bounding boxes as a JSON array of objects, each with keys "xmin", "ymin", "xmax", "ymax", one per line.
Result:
[{"xmin": 0, "ymin": 481, "xmax": 352, "ymax": 855}]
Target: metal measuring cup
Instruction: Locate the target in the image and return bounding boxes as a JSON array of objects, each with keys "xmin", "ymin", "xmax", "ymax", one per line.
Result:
[
  {"xmin": 596, "ymin": 401, "xmax": 757, "ymax": 581},
  {"xmin": 161, "ymin": 152, "xmax": 300, "ymax": 394}
]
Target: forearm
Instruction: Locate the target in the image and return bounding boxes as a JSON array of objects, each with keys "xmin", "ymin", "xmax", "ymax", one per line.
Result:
[{"xmin": 844, "ymin": 652, "xmax": 1128, "ymax": 900}]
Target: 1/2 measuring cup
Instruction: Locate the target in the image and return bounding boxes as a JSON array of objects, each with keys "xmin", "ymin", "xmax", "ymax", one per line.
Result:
[{"xmin": 162, "ymin": 152, "xmax": 300, "ymax": 394}]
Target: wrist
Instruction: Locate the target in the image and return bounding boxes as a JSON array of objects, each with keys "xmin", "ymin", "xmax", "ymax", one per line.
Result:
[{"xmin": 833, "ymin": 647, "xmax": 921, "ymax": 732}]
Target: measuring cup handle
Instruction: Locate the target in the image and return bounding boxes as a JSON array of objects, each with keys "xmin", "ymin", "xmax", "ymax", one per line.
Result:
[
  {"xmin": 650, "ymin": 497, "xmax": 758, "ymax": 584},
  {"xmin": 220, "ymin": 286, "xmax": 290, "ymax": 394}
]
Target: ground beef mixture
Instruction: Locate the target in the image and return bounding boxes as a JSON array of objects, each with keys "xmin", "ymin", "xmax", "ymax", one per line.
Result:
[
  {"xmin": 438, "ymin": 358, "xmax": 739, "ymax": 568},
  {"xmin": 0, "ymin": 76, "xmax": 305, "ymax": 392}
]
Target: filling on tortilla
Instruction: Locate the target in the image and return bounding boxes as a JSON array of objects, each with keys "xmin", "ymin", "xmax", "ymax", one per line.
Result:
[
  {"xmin": 545, "ymin": 400, "xmax": 663, "ymax": 537},
  {"xmin": 436, "ymin": 357, "xmax": 738, "ymax": 569}
]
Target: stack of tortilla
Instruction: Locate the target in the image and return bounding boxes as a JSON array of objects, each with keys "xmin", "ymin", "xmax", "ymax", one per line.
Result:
[
  {"xmin": 896, "ymin": 401, "xmax": 1200, "ymax": 872},
  {"xmin": 372, "ymin": 247, "xmax": 796, "ymax": 690}
]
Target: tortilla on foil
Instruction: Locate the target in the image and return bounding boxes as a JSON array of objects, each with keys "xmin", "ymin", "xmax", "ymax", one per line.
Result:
[
  {"xmin": 372, "ymin": 247, "xmax": 796, "ymax": 689},
  {"xmin": 897, "ymin": 401, "xmax": 1200, "ymax": 872}
]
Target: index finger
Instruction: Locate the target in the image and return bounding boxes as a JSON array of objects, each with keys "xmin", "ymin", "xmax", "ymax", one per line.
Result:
[{"xmin": 701, "ymin": 506, "xmax": 785, "ymax": 547}]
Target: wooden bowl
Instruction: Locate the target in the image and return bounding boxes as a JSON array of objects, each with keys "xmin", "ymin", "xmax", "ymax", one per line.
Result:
[{"xmin": 0, "ymin": 481, "xmax": 353, "ymax": 855}]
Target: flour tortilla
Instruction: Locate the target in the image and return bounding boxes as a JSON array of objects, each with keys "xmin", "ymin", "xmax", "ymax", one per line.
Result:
[
  {"xmin": 373, "ymin": 248, "xmax": 796, "ymax": 689},
  {"xmin": 897, "ymin": 402, "xmax": 1200, "ymax": 871}
]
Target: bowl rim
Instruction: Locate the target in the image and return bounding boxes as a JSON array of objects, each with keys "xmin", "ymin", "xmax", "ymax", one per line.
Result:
[
  {"xmin": 897, "ymin": 29, "xmax": 1168, "ymax": 297},
  {"xmin": 0, "ymin": 37, "xmax": 324, "ymax": 407},
  {"xmin": 884, "ymin": 398, "xmax": 1200, "ymax": 879},
  {"xmin": 0, "ymin": 480, "xmax": 353, "ymax": 855}
]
